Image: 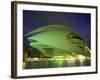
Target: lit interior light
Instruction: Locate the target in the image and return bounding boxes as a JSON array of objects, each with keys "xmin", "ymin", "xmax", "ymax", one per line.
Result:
[
  {"xmin": 78, "ymin": 55, "xmax": 85, "ymax": 60},
  {"xmin": 33, "ymin": 57, "xmax": 39, "ymax": 61},
  {"xmin": 52, "ymin": 56, "xmax": 66, "ymax": 61},
  {"xmin": 66, "ymin": 56, "xmax": 75, "ymax": 61}
]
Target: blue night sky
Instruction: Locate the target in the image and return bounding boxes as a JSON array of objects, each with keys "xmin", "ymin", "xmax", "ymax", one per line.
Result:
[{"xmin": 23, "ymin": 10, "xmax": 91, "ymax": 48}]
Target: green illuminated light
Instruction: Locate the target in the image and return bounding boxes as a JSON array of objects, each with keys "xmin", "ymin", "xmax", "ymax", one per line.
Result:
[{"xmin": 25, "ymin": 24, "xmax": 91, "ymax": 58}]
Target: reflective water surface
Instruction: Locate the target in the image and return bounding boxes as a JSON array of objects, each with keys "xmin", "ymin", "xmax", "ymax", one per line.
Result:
[{"xmin": 23, "ymin": 59, "xmax": 91, "ymax": 69}]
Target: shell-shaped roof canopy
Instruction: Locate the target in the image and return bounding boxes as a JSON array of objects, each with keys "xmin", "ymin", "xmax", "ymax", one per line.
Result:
[{"xmin": 25, "ymin": 24, "xmax": 90, "ymax": 57}]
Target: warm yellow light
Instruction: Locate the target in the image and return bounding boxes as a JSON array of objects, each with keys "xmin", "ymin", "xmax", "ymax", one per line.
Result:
[
  {"xmin": 66, "ymin": 56, "xmax": 75, "ymax": 61},
  {"xmin": 78, "ymin": 55, "xmax": 85, "ymax": 60},
  {"xmin": 52, "ymin": 56, "xmax": 65, "ymax": 61},
  {"xmin": 33, "ymin": 57, "xmax": 39, "ymax": 61}
]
